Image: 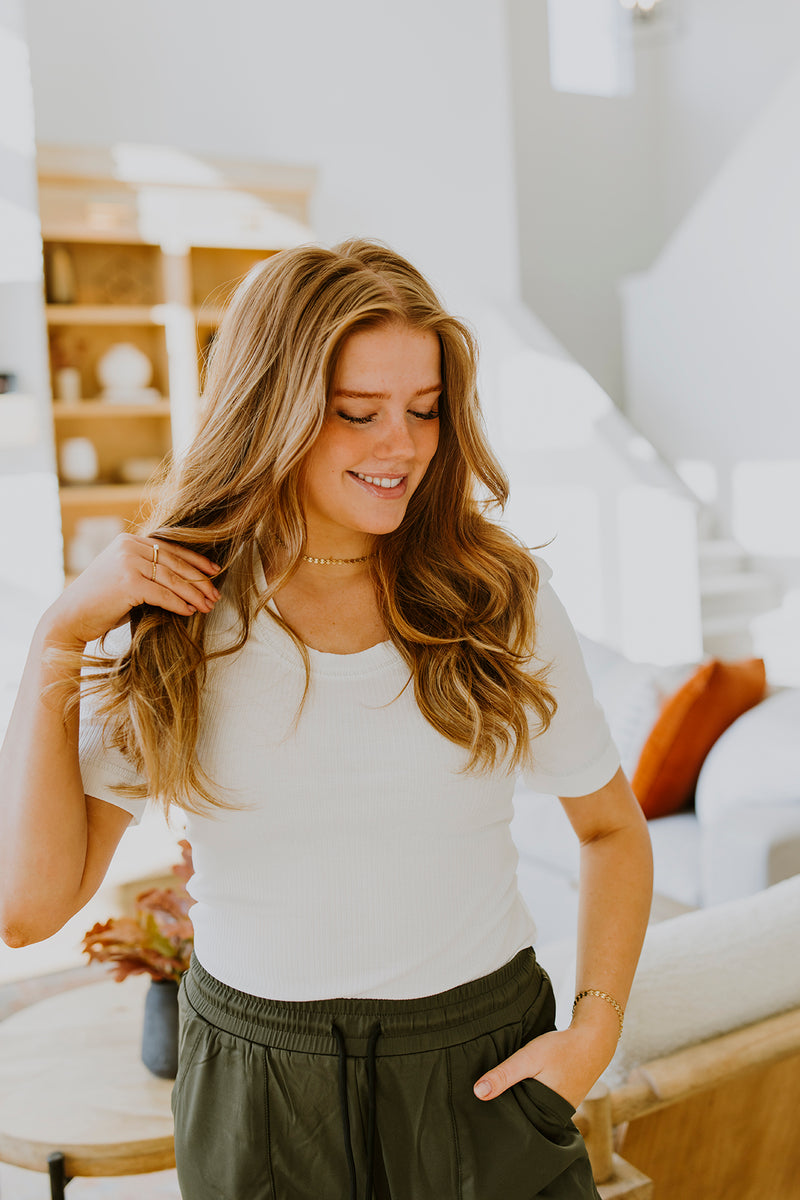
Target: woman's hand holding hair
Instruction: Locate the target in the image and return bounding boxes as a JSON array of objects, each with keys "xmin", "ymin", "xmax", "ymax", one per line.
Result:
[
  {"xmin": 44, "ymin": 534, "xmax": 222, "ymax": 647},
  {"xmin": 0, "ymin": 535, "xmax": 221, "ymax": 948}
]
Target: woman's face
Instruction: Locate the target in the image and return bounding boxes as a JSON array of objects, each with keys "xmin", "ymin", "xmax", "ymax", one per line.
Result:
[{"xmin": 301, "ymin": 323, "xmax": 441, "ymax": 552}]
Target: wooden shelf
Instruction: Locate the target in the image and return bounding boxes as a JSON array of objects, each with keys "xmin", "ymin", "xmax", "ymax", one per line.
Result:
[
  {"xmin": 39, "ymin": 149, "xmax": 314, "ymax": 580},
  {"xmin": 46, "ymin": 305, "xmax": 167, "ymax": 326},
  {"xmin": 59, "ymin": 483, "xmax": 156, "ymax": 507},
  {"xmin": 52, "ymin": 401, "xmax": 172, "ymax": 419},
  {"xmin": 195, "ymin": 306, "xmax": 224, "ymax": 326}
]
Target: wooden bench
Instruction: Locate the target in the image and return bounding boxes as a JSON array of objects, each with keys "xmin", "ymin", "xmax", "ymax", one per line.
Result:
[{"xmin": 576, "ymin": 1006, "xmax": 800, "ymax": 1199}]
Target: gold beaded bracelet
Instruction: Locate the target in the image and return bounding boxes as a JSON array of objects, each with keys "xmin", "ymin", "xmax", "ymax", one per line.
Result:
[{"xmin": 572, "ymin": 989, "xmax": 624, "ymax": 1040}]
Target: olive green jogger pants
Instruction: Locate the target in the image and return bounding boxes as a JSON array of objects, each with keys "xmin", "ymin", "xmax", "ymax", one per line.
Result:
[{"xmin": 172, "ymin": 948, "xmax": 600, "ymax": 1200}]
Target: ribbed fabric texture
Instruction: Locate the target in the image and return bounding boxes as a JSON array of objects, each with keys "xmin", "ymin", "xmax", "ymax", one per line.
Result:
[{"xmin": 79, "ymin": 556, "xmax": 620, "ymax": 1000}]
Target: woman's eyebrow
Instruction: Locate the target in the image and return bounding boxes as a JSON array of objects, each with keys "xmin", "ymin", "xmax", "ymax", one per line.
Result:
[{"xmin": 332, "ymin": 385, "xmax": 442, "ymax": 400}]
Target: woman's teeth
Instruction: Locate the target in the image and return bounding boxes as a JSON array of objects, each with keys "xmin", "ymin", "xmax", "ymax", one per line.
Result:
[{"xmin": 355, "ymin": 473, "xmax": 404, "ymax": 488}]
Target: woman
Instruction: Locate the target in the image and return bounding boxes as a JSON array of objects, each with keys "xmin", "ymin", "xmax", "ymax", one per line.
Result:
[{"xmin": 0, "ymin": 239, "xmax": 653, "ymax": 1199}]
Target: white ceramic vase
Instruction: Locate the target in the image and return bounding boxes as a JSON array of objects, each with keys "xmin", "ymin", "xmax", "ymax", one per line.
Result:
[
  {"xmin": 59, "ymin": 436, "xmax": 99, "ymax": 484},
  {"xmin": 96, "ymin": 343, "xmax": 159, "ymax": 403}
]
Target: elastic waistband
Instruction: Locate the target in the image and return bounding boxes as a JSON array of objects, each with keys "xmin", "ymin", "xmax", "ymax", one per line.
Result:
[{"xmin": 183, "ymin": 947, "xmax": 545, "ymax": 1057}]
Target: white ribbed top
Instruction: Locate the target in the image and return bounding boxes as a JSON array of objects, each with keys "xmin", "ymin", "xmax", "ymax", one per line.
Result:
[{"xmin": 79, "ymin": 556, "xmax": 620, "ymax": 999}]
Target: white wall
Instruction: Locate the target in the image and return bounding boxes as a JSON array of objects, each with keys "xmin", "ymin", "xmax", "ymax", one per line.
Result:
[
  {"xmin": 621, "ymin": 59, "xmax": 800, "ymax": 551},
  {"xmin": 0, "ymin": 0, "xmax": 62, "ymax": 610},
  {"xmin": 478, "ymin": 316, "xmax": 702, "ymax": 662},
  {"xmin": 507, "ymin": 0, "xmax": 664, "ymax": 407},
  {"xmin": 24, "ymin": 0, "xmax": 521, "ymax": 309},
  {"xmin": 507, "ymin": 0, "xmax": 800, "ymax": 409},
  {"xmin": 0, "ymin": 0, "xmax": 52, "ymax": 475},
  {"xmin": 657, "ymin": 0, "xmax": 800, "ymax": 238}
]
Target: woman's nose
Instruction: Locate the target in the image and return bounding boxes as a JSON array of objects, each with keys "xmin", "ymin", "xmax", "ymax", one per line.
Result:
[{"xmin": 374, "ymin": 416, "xmax": 416, "ymax": 460}]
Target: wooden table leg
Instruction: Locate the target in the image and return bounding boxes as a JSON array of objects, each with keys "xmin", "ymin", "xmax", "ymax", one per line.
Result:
[{"xmin": 47, "ymin": 1152, "xmax": 71, "ymax": 1199}]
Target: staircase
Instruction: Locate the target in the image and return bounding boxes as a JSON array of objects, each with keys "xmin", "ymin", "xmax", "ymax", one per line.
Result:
[
  {"xmin": 698, "ymin": 534, "xmax": 787, "ymax": 673},
  {"xmin": 699, "ymin": 538, "xmax": 782, "ymax": 657},
  {"xmin": 617, "ymin": 58, "xmax": 800, "ymax": 684},
  {"xmin": 453, "ymin": 295, "xmax": 792, "ymax": 677}
]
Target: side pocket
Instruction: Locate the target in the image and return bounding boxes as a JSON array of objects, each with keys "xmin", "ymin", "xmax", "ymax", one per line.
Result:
[
  {"xmin": 171, "ymin": 984, "xmax": 208, "ymax": 1102},
  {"xmin": 513, "ymin": 966, "xmax": 577, "ymax": 1133},
  {"xmin": 515, "ymin": 1076, "xmax": 576, "ymax": 1127},
  {"xmin": 519, "ymin": 963, "xmax": 558, "ymax": 1043}
]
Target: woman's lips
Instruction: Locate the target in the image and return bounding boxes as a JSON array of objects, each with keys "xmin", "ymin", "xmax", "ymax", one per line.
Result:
[{"xmin": 347, "ymin": 471, "xmax": 408, "ymax": 498}]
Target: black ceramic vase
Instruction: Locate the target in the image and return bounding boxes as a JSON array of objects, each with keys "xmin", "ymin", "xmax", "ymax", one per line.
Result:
[{"xmin": 141, "ymin": 978, "xmax": 180, "ymax": 1079}]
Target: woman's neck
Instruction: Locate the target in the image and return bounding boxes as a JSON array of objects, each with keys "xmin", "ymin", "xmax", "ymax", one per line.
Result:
[{"xmin": 273, "ymin": 544, "xmax": 373, "ymax": 582}]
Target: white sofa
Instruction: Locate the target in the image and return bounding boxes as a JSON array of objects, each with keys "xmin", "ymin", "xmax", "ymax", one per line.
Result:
[
  {"xmin": 515, "ymin": 643, "xmax": 800, "ymax": 1194},
  {"xmin": 511, "ymin": 634, "xmax": 800, "ymax": 946},
  {"xmin": 551, "ymin": 873, "xmax": 800, "ymax": 1197}
]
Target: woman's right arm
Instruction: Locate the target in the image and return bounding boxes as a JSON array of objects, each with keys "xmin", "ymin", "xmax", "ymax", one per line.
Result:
[{"xmin": 0, "ymin": 534, "xmax": 220, "ymax": 948}]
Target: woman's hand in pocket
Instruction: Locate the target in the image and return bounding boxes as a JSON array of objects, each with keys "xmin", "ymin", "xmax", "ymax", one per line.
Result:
[{"xmin": 472, "ymin": 1025, "xmax": 618, "ymax": 1111}]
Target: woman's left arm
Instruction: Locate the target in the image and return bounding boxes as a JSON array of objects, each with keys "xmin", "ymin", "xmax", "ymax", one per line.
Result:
[{"xmin": 473, "ymin": 767, "xmax": 653, "ymax": 1107}]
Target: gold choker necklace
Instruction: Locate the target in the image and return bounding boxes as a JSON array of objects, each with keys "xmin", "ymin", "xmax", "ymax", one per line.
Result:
[{"xmin": 302, "ymin": 552, "xmax": 375, "ymax": 565}]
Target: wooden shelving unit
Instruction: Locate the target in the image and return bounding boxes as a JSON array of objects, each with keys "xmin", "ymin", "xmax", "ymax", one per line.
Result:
[
  {"xmin": 38, "ymin": 145, "xmax": 315, "ymax": 578},
  {"xmin": 46, "ymin": 305, "xmax": 166, "ymax": 325}
]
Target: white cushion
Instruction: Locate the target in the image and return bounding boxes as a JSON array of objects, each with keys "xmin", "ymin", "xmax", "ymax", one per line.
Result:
[
  {"xmin": 695, "ymin": 688, "xmax": 800, "ymax": 825},
  {"xmin": 700, "ymin": 804, "xmax": 800, "ymax": 904},
  {"xmin": 512, "ymin": 794, "xmax": 704, "ymax": 908},
  {"xmin": 543, "ymin": 874, "xmax": 800, "ymax": 1087},
  {"xmin": 576, "ymin": 635, "xmax": 696, "ymax": 780},
  {"xmin": 647, "ymin": 812, "xmax": 703, "ymax": 908}
]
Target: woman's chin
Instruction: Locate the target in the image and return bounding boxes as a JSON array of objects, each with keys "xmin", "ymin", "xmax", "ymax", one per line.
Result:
[{"xmin": 349, "ymin": 508, "xmax": 410, "ymax": 537}]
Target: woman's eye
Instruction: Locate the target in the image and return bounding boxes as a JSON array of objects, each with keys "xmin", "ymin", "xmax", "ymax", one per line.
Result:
[{"xmin": 336, "ymin": 409, "xmax": 439, "ymax": 425}]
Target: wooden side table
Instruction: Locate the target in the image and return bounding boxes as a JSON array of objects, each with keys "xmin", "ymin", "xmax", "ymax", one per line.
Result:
[{"xmin": 0, "ymin": 977, "xmax": 175, "ymax": 1198}]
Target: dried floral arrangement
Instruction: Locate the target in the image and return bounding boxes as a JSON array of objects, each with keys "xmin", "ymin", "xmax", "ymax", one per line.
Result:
[{"xmin": 82, "ymin": 840, "xmax": 194, "ymax": 983}]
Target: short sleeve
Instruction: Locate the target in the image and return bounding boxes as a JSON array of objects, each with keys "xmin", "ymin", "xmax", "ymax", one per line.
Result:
[
  {"xmin": 78, "ymin": 631, "xmax": 148, "ymax": 826},
  {"xmin": 522, "ymin": 556, "xmax": 621, "ymax": 796}
]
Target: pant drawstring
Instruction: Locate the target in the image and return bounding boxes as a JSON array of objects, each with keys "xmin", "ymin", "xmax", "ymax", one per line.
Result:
[
  {"xmin": 364, "ymin": 1021, "xmax": 382, "ymax": 1199},
  {"xmin": 332, "ymin": 1019, "xmax": 383, "ymax": 1200}
]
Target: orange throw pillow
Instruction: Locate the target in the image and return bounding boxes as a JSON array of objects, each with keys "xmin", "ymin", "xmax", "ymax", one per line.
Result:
[{"xmin": 632, "ymin": 658, "xmax": 767, "ymax": 819}]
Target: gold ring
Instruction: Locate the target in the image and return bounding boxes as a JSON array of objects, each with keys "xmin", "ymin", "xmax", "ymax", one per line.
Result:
[{"xmin": 151, "ymin": 543, "xmax": 158, "ymax": 582}]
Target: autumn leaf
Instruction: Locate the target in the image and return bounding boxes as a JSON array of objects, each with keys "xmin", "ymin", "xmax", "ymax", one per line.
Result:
[{"xmin": 81, "ymin": 847, "xmax": 195, "ymax": 983}]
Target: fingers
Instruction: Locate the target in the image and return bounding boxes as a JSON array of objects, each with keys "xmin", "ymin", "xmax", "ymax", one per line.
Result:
[
  {"xmin": 473, "ymin": 1045, "xmax": 535, "ymax": 1101},
  {"xmin": 146, "ymin": 579, "xmax": 210, "ymax": 617},
  {"xmin": 142, "ymin": 538, "xmax": 221, "ymax": 579},
  {"xmin": 137, "ymin": 538, "xmax": 221, "ymax": 614}
]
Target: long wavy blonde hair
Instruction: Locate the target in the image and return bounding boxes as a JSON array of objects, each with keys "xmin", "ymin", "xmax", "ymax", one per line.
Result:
[{"xmin": 84, "ymin": 238, "xmax": 556, "ymax": 814}]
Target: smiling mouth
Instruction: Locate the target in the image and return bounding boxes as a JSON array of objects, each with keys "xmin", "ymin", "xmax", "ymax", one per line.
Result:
[
  {"xmin": 348, "ymin": 471, "xmax": 408, "ymax": 497},
  {"xmin": 354, "ymin": 472, "xmax": 404, "ymax": 488}
]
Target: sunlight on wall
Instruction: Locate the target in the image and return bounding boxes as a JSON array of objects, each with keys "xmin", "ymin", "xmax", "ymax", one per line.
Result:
[
  {"xmin": 547, "ymin": 0, "xmax": 634, "ymax": 97},
  {"xmin": 112, "ymin": 143, "xmax": 223, "ymax": 186},
  {"xmin": 135, "ymin": 185, "xmax": 315, "ymax": 254},
  {"xmin": 732, "ymin": 460, "xmax": 800, "ymax": 555}
]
